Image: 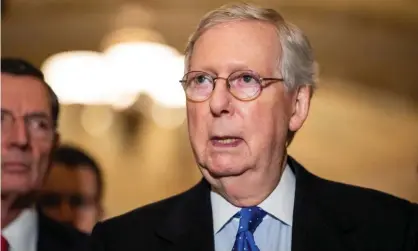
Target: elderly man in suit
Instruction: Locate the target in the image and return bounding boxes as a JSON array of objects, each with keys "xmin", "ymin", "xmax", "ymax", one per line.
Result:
[
  {"xmin": 91, "ymin": 3, "xmax": 417, "ymax": 251},
  {"xmin": 1, "ymin": 58, "xmax": 89, "ymax": 251}
]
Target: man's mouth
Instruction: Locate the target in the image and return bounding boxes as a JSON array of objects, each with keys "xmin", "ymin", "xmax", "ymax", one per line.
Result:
[
  {"xmin": 2, "ymin": 162, "xmax": 31, "ymax": 172},
  {"xmin": 210, "ymin": 136, "xmax": 243, "ymax": 147}
]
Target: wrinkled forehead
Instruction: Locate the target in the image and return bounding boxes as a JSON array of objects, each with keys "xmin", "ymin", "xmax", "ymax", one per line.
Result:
[
  {"xmin": 1, "ymin": 73, "xmax": 52, "ymax": 117},
  {"xmin": 189, "ymin": 20, "xmax": 281, "ymax": 75}
]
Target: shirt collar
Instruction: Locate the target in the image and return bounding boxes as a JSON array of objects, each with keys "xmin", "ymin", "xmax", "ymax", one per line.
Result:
[
  {"xmin": 210, "ymin": 164, "xmax": 295, "ymax": 233},
  {"xmin": 2, "ymin": 207, "xmax": 38, "ymax": 251}
]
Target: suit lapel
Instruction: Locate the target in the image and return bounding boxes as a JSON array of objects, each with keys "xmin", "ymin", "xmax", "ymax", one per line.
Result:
[
  {"xmin": 289, "ymin": 157, "xmax": 360, "ymax": 251},
  {"xmin": 155, "ymin": 179, "xmax": 215, "ymax": 251}
]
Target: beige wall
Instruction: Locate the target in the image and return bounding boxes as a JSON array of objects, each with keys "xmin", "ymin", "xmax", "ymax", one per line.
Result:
[{"xmin": 58, "ymin": 81, "xmax": 418, "ymax": 219}]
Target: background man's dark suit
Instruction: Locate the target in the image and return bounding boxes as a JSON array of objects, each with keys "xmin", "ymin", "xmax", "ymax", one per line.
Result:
[
  {"xmin": 90, "ymin": 157, "xmax": 418, "ymax": 251},
  {"xmin": 37, "ymin": 210, "xmax": 89, "ymax": 251}
]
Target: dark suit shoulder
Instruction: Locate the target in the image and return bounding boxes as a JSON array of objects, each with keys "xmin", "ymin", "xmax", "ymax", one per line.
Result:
[
  {"xmin": 293, "ymin": 157, "xmax": 413, "ymax": 209},
  {"xmin": 298, "ymin": 163, "xmax": 417, "ymax": 228},
  {"xmin": 99, "ymin": 181, "xmax": 202, "ymax": 228},
  {"xmin": 312, "ymin": 168, "xmax": 417, "ymax": 240},
  {"xmin": 291, "ymin": 157, "xmax": 418, "ymax": 250},
  {"xmin": 91, "ymin": 180, "xmax": 209, "ymax": 251},
  {"xmin": 38, "ymin": 210, "xmax": 89, "ymax": 251}
]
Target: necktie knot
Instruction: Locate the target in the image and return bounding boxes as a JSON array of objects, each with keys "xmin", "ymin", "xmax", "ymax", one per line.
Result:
[
  {"xmin": 232, "ymin": 207, "xmax": 267, "ymax": 251},
  {"xmin": 237, "ymin": 206, "xmax": 266, "ymax": 234}
]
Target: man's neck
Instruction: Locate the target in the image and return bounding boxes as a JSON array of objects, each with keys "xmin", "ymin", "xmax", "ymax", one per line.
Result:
[
  {"xmin": 1, "ymin": 193, "xmax": 34, "ymax": 229},
  {"xmin": 1, "ymin": 196, "xmax": 22, "ymax": 229},
  {"xmin": 213, "ymin": 154, "xmax": 288, "ymax": 207}
]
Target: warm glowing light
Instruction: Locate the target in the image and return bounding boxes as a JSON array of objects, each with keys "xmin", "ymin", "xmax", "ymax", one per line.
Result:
[
  {"xmin": 101, "ymin": 28, "xmax": 165, "ymax": 50},
  {"xmin": 111, "ymin": 93, "xmax": 139, "ymax": 110},
  {"xmin": 146, "ymin": 55, "xmax": 186, "ymax": 108},
  {"xmin": 41, "ymin": 40, "xmax": 187, "ymax": 111},
  {"xmin": 103, "ymin": 42, "xmax": 186, "ymax": 108},
  {"xmin": 41, "ymin": 51, "xmax": 115, "ymax": 105}
]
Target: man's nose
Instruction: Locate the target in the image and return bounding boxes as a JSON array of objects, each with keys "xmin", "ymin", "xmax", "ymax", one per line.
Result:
[
  {"xmin": 209, "ymin": 79, "xmax": 233, "ymax": 116},
  {"xmin": 59, "ymin": 201, "xmax": 76, "ymax": 222},
  {"xmin": 8, "ymin": 119, "xmax": 30, "ymax": 148}
]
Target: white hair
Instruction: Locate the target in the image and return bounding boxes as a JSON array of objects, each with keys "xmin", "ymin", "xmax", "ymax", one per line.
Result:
[{"xmin": 184, "ymin": 2, "xmax": 318, "ymax": 92}]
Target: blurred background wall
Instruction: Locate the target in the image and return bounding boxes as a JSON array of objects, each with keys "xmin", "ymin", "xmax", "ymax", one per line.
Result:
[{"xmin": 2, "ymin": 0, "xmax": 418, "ymax": 219}]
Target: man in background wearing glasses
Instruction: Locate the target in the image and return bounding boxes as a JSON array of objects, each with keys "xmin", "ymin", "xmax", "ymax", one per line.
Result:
[
  {"xmin": 1, "ymin": 58, "xmax": 89, "ymax": 251},
  {"xmin": 91, "ymin": 3, "xmax": 418, "ymax": 251}
]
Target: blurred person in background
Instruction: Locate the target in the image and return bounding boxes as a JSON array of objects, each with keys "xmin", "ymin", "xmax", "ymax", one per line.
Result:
[
  {"xmin": 1, "ymin": 57, "xmax": 89, "ymax": 251},
  {"xmin": 90, "ymin": 3, "xmax": 418, "ymax": 251},
  {"xmin": 39, "ymin": 144, "xmax": 104, "ymax": 234}
]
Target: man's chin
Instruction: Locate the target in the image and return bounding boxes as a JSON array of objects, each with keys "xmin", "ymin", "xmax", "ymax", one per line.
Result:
[
  {"xmin": 201, "ymin": 165, "xmax": 247, "ymax": 180},
  {"xmin": 1, "ymin": 189, "xmax": 37, "ymax": 208},
  {"xmin": 1, "ymin": 179, "xmax": 34, "ymax": 197},
  {"xmin": 2, "ymin": 174, "xmax": 32, "ymax": 184}
]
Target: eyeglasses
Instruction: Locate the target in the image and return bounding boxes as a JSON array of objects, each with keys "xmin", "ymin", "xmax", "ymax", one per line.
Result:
[
  {"xmin": 179, "ymin": 70, "xmax": 284, "ymax": 102},
  {"xmin": 1, "ymin": 111, "xmax": 54, "ymax": 142}
]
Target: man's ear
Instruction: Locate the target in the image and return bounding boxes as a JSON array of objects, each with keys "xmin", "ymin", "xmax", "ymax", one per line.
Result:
[
  {"xmin": 288, "ymin": 85, "xmax": 312, "ymax": 132},
  {"xmin": 45, "ymin": 132, "xmax": 60, "ymax": 176},
  {"xmin": 97, "ymin": 204, "xmax": 105, "ymax": 221}
]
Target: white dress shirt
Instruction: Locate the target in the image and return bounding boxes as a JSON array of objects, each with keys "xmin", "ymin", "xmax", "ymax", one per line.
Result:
[
  {"xmin": 2, "ymin": 207, "xmax": 38, "ymax": 251},
  {"xmin": 211, "ymin": 165, "xmax": 295, "ymax": 251}
]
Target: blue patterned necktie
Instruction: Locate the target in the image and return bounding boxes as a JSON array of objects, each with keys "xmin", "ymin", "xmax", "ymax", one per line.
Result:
[{"xmin": 232, "ymin": 206, "xmax": 267, "ymax": 251}]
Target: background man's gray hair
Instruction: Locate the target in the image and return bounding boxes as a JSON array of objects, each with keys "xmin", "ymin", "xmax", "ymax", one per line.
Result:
[{"xmin": 184, "ymin": 2, "xmax": 318, "ymax": 92}]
